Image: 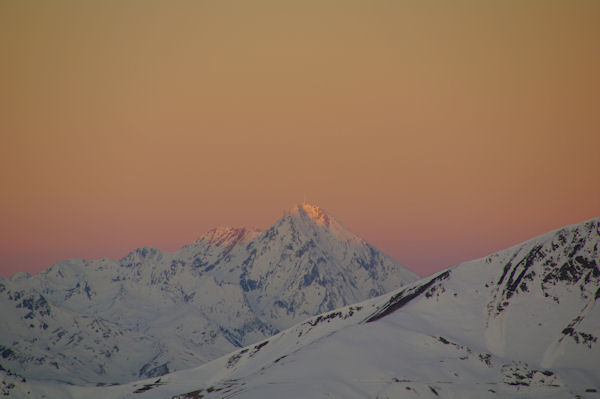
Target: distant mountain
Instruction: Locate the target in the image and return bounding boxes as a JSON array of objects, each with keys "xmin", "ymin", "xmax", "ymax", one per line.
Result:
[
  {"xmin": 58, "ymin": 217, "xmax": 600, "ymax": 399},
  {"xmin": 0, "ymin": 203, "xmax": 418, "ymax": 386}
]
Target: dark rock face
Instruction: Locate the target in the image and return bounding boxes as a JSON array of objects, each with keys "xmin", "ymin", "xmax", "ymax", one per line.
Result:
[
  {"xmin": 365, "ymin": 270, "xmax": 451, "ymax": 323},
  {"xmin": 486, "ymin": 219, "xmax": 600, "ymax": 318}
]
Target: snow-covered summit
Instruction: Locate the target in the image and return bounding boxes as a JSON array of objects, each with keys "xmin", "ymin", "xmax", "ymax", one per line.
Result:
[
  {"xmin": 291, "ymin": 202, "xmax": 331, "ymax": 226},
  {"xmin": 274, "ymin": 202, "xmax": 368, "ymax": 245}
]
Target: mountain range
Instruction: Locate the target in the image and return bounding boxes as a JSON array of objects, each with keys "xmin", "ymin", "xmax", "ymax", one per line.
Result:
[
  {"xmin": 0, "ymin": 203, "xmax": 418, "ymax": 387},
  {"xmin": 7, "ymin": 214, "xmax": 598, "ymax": 399}
]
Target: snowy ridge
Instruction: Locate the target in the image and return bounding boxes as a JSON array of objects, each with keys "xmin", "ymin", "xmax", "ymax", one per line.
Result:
[
  {"xmin": 192, "ymin": 226, "xmax": 261, "ymax": 249},
  {"xmin": 0, "ymin": 203, "xmax": 417, "ymax": 387},
  {"xmin": 36, "ymin": 216, "xmax": 599, "ymax": 399}
]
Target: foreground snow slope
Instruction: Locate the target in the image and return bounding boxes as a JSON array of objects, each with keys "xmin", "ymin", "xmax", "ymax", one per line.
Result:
[
  {"xmin": 0, "ymin": 203, "xmax": 417, "ymax": 385},
  {"xmin": 46, "ymin": 217, "xmax": 600, "ymax": 399}
]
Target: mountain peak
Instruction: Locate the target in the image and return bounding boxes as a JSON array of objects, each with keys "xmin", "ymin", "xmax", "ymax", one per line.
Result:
[
  {"xmin": 290, "ymin": 202, "xmax": 331, "ymax": 227},
  {"xmin": 281, "ymin": 202, "xmax": 365, "ymax": 245}
]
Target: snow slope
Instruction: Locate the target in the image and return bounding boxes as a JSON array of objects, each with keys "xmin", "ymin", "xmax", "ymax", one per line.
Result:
[
  {"xmin": 45, "ymin": 217, "xmax": 600, "ymax": 399},
  {"xmin": 0, "ymin": 203, "xmax": 417, "ymax": 385}
]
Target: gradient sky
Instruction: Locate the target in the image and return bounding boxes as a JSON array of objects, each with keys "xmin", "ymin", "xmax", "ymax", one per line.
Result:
[{"xmin": 1, "ymin": 1, "xmax": 599, "ymax": 278}]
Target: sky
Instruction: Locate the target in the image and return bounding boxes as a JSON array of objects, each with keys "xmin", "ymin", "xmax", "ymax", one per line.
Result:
[{"xmin": 1, "ymin": 1, "xmax": 599, "ymax": 278}]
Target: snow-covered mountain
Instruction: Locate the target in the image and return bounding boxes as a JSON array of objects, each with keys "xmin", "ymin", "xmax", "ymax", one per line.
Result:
[
  {"xmin": 42, "ymin": 216, "xmax": 600, "ymax": 399},
  {"xmin": 0, "ymin": 203, "xmax": 418, "ymax": 386}
]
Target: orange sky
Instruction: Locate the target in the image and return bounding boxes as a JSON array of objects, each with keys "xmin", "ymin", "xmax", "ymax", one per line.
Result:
[{"xmin": 1, "ymin": 1, "xmax": 599, "ymax": 277}]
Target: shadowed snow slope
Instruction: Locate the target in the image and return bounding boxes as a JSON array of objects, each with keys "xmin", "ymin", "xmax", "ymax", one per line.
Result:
[
  {"xmin": 0, "ymin": 203, "xmax": 417, "ymax": 386},
  {"xmin": 44, "ymin": 217, "xmax": 600, "ymax": 399}
]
